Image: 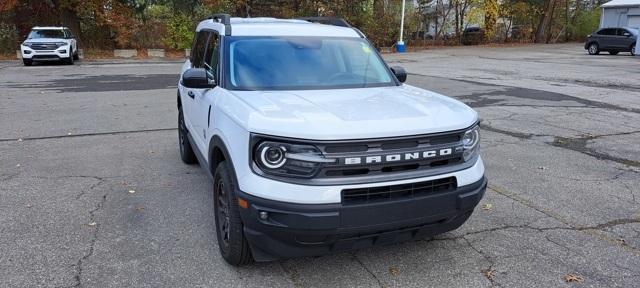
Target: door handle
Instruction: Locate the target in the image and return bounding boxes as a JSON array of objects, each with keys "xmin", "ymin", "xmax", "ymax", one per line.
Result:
[{"xmin": 187, "ymin": 91, "xmax": 195, "ymax": 99}]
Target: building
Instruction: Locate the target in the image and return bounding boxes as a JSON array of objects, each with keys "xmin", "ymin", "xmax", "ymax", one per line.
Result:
[{"xmin": 601, "ymin": 0, "xmax": 640, "ymax": 28}]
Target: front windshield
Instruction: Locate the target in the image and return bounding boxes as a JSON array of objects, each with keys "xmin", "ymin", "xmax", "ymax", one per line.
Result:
[
  {"xmin": 28, "ymin": 29, "xmax": 65, "ymax": 39},
  {"xmin": 225, "ymin": 37, "xmax": 395, "ymax": 90}
]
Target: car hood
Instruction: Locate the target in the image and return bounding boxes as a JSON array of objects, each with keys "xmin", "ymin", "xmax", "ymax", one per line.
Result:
[
  {"xmin": 23, "ymin": 38, "xmax": 67, "ymax": 43},
  {"xmin": 229, "ymin": 85, "xmax": 478, "ymax": 140}
]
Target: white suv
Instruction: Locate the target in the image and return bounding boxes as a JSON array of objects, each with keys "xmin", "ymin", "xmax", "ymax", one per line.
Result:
[
  {"xmin": 20, "ymin": 26, "xmax": 79, "ymax": 66},
  {"xmin": 178, "ymin": 15, "xmax": 486, "ymax": 266}
]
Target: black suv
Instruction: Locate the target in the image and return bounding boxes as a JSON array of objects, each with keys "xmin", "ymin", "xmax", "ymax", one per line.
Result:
[{"xmin": 585, "ymin": 27, "xmax": 637, "ymax": 55}]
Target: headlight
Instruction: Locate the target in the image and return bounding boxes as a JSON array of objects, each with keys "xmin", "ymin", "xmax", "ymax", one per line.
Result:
[
  {"xmin": 253, "ymin": 140, "xmax": 335, "ymax": 178},
  {"xmin": 22, "ymin": 42, "xmax": 33, "ymax": 47},
  {"xmin": 56, "ymin": 42, "xmax": 69, "ymax": 47},
  {"xmin": 462, "ymin": 125, "xmax": 480, "ymax": 161}
]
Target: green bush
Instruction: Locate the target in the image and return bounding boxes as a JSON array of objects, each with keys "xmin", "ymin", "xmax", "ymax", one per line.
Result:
[
  {"xmin": 163, "ymin": 13, "xmax": 196, "ymax": 50},
  {"xmin": 569, "ymin": 9, "xmax": 601, "ymax": 40}
]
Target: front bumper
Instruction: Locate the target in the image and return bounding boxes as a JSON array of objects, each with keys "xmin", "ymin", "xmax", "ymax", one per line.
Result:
[
  {"xmin": 236, "ymin": 176, "xmax": 487, "ymax": 261},
  {"xmin": 21, "ymin": 46, "xmax": 70, "ymax": 60}
]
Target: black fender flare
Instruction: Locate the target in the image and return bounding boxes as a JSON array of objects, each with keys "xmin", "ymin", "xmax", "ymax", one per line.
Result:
[{"xmin": 208, "ymin": 135, "xmax": 239, "ymax": 185}]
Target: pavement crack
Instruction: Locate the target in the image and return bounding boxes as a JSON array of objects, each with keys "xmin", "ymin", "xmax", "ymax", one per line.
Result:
[
  {"xmin": 352, "ymin": 253, "xmax": 384, "ymax": 288},
  {"xmin": 552, "ymin": 136, "xmax": 640, "ymax": 168},
  {"xmin": 462, "ymin": 237, "xmax": 500, "ymax": 287},
  {"xmin": 0, "ymin": 127, "xmax": 177, "ymax": 143},
  {"xmin": 278, "ymin": 261, "xmax": 302, "ymax": 288},
  {"xmin": 70, "ymin": 193, "xmax": 108, "ymax": 288}
]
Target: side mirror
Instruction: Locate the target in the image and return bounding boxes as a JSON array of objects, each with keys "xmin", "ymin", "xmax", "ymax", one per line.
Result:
[
  {"xmin": 623, "ymin": 32, "xmax": 631, "ymax": 37},
  {"xmin": 390, "ymin": 66, "xmax": 407, "ymax": 83},
  {"xmin": 182, "ymin": 68, "xmax": 215, "ymax": 89}
]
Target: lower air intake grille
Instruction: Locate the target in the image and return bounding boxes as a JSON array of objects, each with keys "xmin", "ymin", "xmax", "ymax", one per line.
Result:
[{"xmin": 341, "ymin": 177, "xmax": 457, "ymax": 205}]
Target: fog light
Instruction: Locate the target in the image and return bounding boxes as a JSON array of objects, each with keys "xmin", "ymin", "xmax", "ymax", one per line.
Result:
[
  {"xmin": 23, "ymin": 50, "xmax": 31, "ymax": 54},
  {"xmin": 59, "ymin": 50, "xmax": 67, "ymax": 54},
  {"xmin": 259, "ymin": 211, "xmax": 268, "ymax": 220}
]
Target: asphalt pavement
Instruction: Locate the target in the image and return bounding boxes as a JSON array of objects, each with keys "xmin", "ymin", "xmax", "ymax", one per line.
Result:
[{"xmin": 1, "ymin": 43, "xmax": 639, "ymax": 287}]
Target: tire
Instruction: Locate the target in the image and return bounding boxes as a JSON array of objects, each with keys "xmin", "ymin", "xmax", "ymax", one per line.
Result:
[
  {"xmin": 587, "ymin": 43, "xmax": 599, "ymax": 55},
  {"xmin": 214, "ymin": 162, "xmax": 253, "ymax": 266},
  {"xmin": 22, "ymin": 59, "xmax": 33, "ymax": 66},
  {"xmin": 609, "ymin": 51, "xmax": 619, "ymax": 55},
  {"xmin": 64, "ymin": 48, "xmax": 74, "ymax": 65},
  {"xmin": 632, "ymin": 44, "xmax": 636, "ymax": 56},
  {"xmin": 73, "ymin": 49, "xmax": 79, "ymax": 60},
  {"xmin": 178, "ymin": 107, "xmax": 197, "ymax": 164}
]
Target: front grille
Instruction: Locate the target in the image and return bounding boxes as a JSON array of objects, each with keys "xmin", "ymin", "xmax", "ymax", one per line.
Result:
[
  {"xmin": 318, "ymin": 131, "xmax": 464, "ymax": 179},
  {"xmin": 341, "ymin": 177, "xmax": 457, "ymax": 205},
  {"xmin": 31, "ymin": 43, "xmax": 59, "ymax": 50}
]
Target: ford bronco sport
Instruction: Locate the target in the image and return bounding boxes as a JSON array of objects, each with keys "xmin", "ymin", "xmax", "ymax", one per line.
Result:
[{"xmin": 178, "ymin": 14, "xmax": 487, "ymax": 266}]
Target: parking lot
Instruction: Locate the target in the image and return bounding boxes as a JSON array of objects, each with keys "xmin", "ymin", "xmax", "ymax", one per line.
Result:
[{"xmin": 1, "ymin": 43, "xmax": 639, "ymax": 287}]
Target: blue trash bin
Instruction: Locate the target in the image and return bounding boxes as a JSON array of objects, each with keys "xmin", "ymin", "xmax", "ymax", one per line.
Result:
[{"xmin": 397, "ymin": 41, "xmax": 406, "ymax": 53}]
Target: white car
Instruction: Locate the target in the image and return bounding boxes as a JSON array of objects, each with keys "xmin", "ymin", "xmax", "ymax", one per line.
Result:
[
  {"xmin": 178, "ymin": 15, "xmax": 486, "ymax": 265},
  {"xmin": 20, "ymin": 26, "xmax": 79, "ymax": 66}
]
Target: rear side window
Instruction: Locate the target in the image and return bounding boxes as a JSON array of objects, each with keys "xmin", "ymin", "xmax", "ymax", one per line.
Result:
[
  {"xmin": 191, "ymin": 31, "xmax": 209, "ymax": 68},
  {"xmin": 617, "ymin": 29, "xmax": 631, "ymax": 36}
]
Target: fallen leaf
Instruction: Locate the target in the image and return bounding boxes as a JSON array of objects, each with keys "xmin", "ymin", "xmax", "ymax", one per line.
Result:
[
  {"xmin": 482, "ymin": 268, "xmax": 496, "ymax": 280},
  {"xmin": 148, "ymin": 150, "xmax": 154, "ymax": 154},
  {"xmin": 88, "ymin": 222, "xmax": 97, "ymax": 227},
  {"xmin": 16, "ymin": 164, "xmax": 21, "ymax": 167},
  {"xmin": 537, "ymin": 166, "xmax": 547, "ymax": 170},
  {"xmin": 135, "ymin": 206, "xmax": 145, "ymax": 212},
  {"xmin": 67, "ymin": 132, "xmax": 72, "ymax": 136},
  {"xmin": 25, "ymin": 204, "xmax": 32, "ymax": 208},
  {"xmin": 616, "ymin": 238, "xmax": 626, "ymax": 244},
  {"xmin": 481, "ymin": 203, "xmax": 493, "ymax": 211},
  {"xmin": 128, "ymin": 189, "xmax": 135, "ymax": 194},
  {"xmin": 388, "ymin": 266, "xmax": 399, "ymax": 276},
  {"xmin": 563, "ymin": 274, "xmax": 583, "ymax": 283},
  {"xmin": 17, "ymin": 138, "xmax": 23, "ymax": 142}
]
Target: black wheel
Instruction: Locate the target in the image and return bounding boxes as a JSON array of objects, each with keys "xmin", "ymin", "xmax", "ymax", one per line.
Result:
[
  {"xmin": 64, "ymin": 48, "xmax": 74, "ymax": 65},
  {"xmin": 632, "ymin": 44, "xmax": 636, "ymax": 56},
  {"xmin": 587, "ymin": 43, "xmax": 599, "ymax": 55},
  {"xmin": 73, "ymin": 49, "xmax": 79, "ymax": 60},
  {"xmin": 22, "ymin": 59, "xmax": 33, "ymax": 66},
  {"xmin": 178, "ymin": 107, "xmax": 197, "ymax": 164},
  {"xmin": 214, "ymin": 162, "xmax": 253, "ymax": 266}
]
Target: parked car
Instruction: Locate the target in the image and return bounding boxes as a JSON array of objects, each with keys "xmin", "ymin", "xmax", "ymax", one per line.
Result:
[
  {"xmin": 177, "ymin": 15, "xmax": 486, "ymax": 265},
  {"xmin": 20, "ymin": 26, "xmax": 79, "ymax": 66},
  {"xmin": 584, "ymin": 27, "xmax": 637, "ymax": 55},
  {"xmin": 461, "ymin": 27, "xmax": 484, "ymax": 45}
]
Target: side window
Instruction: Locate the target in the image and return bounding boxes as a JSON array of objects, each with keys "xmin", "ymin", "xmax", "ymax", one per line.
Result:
[
  {"xmin": 598, "ymin": 28, "xmax": 615, "ymax": 35},
  {"xmin": 618, "ymin": 29, "xmax": 630, "ymax": 36},
  {"xmin": 191, "ymin": 31, "xmax": 209, "ymax": 68},
  {"xmin": 203, "ymin": 32, "xmax": 220, "ymax": 81}
]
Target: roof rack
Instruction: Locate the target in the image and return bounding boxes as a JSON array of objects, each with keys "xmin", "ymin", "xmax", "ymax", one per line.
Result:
[
  {"xmin": 209, "ymin": 13, "xmax": 232, "ymax": 36},
  {"xmin": 297, "ymin": 17, "xmax": 352, "ymax": 28}
]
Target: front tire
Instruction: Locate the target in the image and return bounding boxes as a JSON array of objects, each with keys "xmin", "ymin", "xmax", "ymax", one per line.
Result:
[
  {"xmin": 587, "ymin": 43, "xmax": 599, "ymax": 55},
  {"xmin": 73, "ymin": 49, "xmax": 79, "ymax": 60},
  {"xmin": 631, "ymin": 44, "xmax": 636, "ymax": 56},
  {"xmin": 214, "ymin": 162, "xmax": 253, "ymax": 266},
  {"xmin": 22, "ymin": 59, "xmax": 33, "ymax": 66},
  {"xmin": 178, "ymin": 108, "xmax": 197, "ymax": 164},
  {"xmin": 64, "ymin": 48, "xmax": 74, "ymax": 65}
]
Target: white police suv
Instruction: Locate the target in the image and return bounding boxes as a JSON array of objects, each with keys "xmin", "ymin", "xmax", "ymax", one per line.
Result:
[
  {"xmin": 177, "ymin": 15, "xmax": 486, "ymax": 265},
  {"xmin": 20, "ymin": 26, "xmax": 79, "ymax": 66}
]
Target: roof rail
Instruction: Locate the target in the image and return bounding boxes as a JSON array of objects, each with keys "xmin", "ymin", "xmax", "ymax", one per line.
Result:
[
  {"xmin": 209, "ymin": 13, "xmax": 232, "ymax": 36},
  {"xmin": 298, "ymin": 17, "xmax": 352, "ymax": 27},
  {"xmin": 298, "ymin": 17, "xmax": 365, "ymax": 38}
]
